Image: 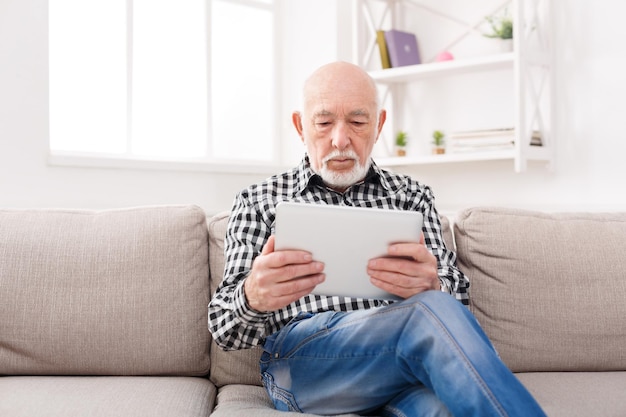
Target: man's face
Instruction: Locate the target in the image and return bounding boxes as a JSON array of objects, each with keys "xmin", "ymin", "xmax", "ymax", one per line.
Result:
[{"xmin": 294, "ymin": 79, "xmax": 385, "ymax": 192}]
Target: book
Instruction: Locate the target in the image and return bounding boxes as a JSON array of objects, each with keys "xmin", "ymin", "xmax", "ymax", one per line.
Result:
[
  {"xmin": 447, "ymin": 128, "xmax": 542, "ymax": 154},
  {"xmin": 448, "ymin": 127, "xmax": 515, "ymax": 140},
  {"xmin": 384, "ymin": 29, "xmax": 421, "ymax": 67},
  {"xmin": 376, "ymin": 30, "xmax": 391, "ymax": 69}
]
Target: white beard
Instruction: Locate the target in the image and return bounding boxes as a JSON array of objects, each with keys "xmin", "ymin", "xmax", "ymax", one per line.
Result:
[{"xmin": 315, "ymin": 149, "xmax": 371, "ymax": 190}]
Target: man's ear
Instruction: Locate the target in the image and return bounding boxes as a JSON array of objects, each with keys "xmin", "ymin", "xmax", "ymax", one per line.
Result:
[
  {"xmin": 292, "ymin": 111, "xmax": 305, "ymax": 143},
  {"xmin": 375, "ymin": 109, "xmax": 387, "ymax": 142}
]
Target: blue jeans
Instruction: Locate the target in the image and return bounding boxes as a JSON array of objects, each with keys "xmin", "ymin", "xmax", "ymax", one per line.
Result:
[{"xmin": 260, "ymin": 291, "xmax": 546, "ymax": 417}]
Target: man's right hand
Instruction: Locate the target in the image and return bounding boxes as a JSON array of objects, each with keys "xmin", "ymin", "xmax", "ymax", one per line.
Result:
[{"xmin": 243, "ymin": 235, "xmax": 325, "ymax": 312}]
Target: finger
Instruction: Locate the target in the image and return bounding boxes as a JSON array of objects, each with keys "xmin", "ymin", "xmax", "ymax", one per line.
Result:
[
  {"xmin": 369, "ymin": 256, "xmax": 418, "ymax": 277},
  {"xmin": 276, "ymin": 273, "xmax": 325, "ymax": 297},
  {"xmin": 388, "ymin": 241, "xmax": 433, "ymax": 263},
  {"xmin": 369, "ymin": 273, "xmax": 416, "ymax": 299},
  {"xmin": 369, "ymin": 270, "xmax": 435, "ymax": 299},
  {"xmin": 262, "ymin": 235, "xmax": 275, "ymax": 255},
  {"xmin": 252, "ymin": 272, "xmax": 325, "ymax": 312}
]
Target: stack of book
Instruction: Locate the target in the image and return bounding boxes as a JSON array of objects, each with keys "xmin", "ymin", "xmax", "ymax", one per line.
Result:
[
  {"xmin": 447, "ymin": 128, "xmax": 542, "ymax": 154},
  {"xmin": 377, "ymin": 29, "xmax": 421, "ymax": 69}
]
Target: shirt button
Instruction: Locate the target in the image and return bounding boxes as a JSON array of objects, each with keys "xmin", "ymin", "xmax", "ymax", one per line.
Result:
[{"xmin": 274, "ymin": 353, "xmax": 280, "ymax": 359}]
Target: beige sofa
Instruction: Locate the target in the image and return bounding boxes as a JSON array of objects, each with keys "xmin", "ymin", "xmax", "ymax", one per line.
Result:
[{"xmin": 1, "ymin": 205, "xmax": 625, "ymax": 417}]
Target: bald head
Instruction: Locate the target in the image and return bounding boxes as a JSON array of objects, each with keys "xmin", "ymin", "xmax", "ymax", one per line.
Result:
[{"xmin": 302, "ymin": 62, "xmax": 380, "ymax": 112}]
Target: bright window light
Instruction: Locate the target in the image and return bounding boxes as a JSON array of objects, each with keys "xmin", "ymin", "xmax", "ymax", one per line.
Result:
[
  {"xmin": 211, "ymin": 0, "xmax": 275, "ymax": 161},
  {"xmin": 132, "ymin": 0, "xmax": 208, "ymax": 158},
  {"xmin": 49, "ymin": 0, "xmax": 127, "ymax": 154},
  {"xmin": 49, "ymin": 0, "xmax": 276, "ymax": 164}
]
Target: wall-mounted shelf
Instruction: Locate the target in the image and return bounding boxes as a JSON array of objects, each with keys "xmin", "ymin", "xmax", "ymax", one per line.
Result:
[
  {"xmin": 353, "ymin": 0, "xmax": 554, "ymax": 172},
  {"xmin": 369, "ymin": 52, "xmax": 514, "ymax": 83},
  {"xmin": 376, "ymin": 149, "xmax": 516, "ymax": 167}
]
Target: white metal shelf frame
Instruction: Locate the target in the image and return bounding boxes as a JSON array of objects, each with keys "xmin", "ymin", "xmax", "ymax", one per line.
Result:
[{"xmin": 352, "ymin": 0, "xmax": 554, "ymax": 172}]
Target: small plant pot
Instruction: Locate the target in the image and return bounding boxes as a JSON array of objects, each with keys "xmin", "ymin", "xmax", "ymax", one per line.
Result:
[
  {"xmin": 396, "ymin": 147, "xmax": 407, "ymax": 157},
  {"xmin": 499, "ymin": 38, "xmax": 513, "ymax": 52},
  {"xmin": 432, "ymin": 147, "xmax": 445, "ymax": 155}
]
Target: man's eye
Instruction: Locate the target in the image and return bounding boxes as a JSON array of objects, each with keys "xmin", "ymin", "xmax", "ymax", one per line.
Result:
[{"xmin": 316, "ymin": 122, "xmax": 331, "ymax": 126}]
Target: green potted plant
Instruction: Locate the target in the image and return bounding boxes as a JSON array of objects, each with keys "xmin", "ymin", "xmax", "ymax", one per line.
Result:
[
  {"xmin": 484, "ymin": 12, "xmax": 513, "ymax": 51},
  {"xmin": 432, "ymin": 130, "xmax": 445, "ymax": 155},
  {"xmin": 395, "ymin": 130, "xmax": 408, "ymax": 156}
]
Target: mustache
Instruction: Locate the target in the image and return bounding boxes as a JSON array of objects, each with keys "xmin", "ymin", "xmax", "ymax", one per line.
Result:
[{"xmin": 322, "ymin": 150, "xmax": 359, "ymax": 164}]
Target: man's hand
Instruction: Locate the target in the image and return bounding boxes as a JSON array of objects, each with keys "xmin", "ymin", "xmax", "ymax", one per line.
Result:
[
  {"xmin": 367, "ymin": 233, "xmax": 439, "ymax": 299},
  {"xmin": 244, "ymin": 235, "xmax": 325, "ymax": 312}
]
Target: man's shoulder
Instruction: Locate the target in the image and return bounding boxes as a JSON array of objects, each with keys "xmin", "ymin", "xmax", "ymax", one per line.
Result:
[
  {"xmin": 376, "ymin": 164, "xmax": 432, "ymax": 196},
  {"xmin": 237, "ymin": 165, "xmax": 301, "ymax": 204}
]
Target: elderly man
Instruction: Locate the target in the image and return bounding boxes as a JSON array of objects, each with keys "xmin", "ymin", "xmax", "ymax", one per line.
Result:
[{"xmin": 209, "ymin": 61, "xmax": 545, "ymax": 417}]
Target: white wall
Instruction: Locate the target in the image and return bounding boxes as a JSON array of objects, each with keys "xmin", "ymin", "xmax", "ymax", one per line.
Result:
[{"xmin": 1, "ymin": 1, "xmax": 625, "ymax": 214}]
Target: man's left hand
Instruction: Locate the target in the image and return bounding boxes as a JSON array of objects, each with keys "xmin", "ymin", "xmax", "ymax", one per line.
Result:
[{"xmin": 367, "ymin": 233, "xmax": 439, "ymax": 299}]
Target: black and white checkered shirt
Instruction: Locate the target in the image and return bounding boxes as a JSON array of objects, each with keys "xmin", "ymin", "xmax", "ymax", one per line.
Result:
[{"xmin": 209, "ymin": 156, "xmax": 470, "ymax": 351}]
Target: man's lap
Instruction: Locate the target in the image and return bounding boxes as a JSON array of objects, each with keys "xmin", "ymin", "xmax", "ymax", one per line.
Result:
[{"xmin": 260, "ymin": 291, "xmax": 461, "ymax": 415}]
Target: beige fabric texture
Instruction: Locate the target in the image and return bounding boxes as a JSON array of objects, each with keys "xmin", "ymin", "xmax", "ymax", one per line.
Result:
[
  {"xmin": 0, "ymin": 205, "xmax": 210, "ymax": 376},
  {"xmin": 454, "ymin": 207, "xmax": 626, "ymax": 372},
  {"xmin": 517, "ymin": 372, "xmax": 626, "ymax": 417},
  {"xmin": 0, "ymin": 376, "xmax": 215, "ymax": 417},
  {"xmin": 207, "ymin": 211, "xmax": 453, "ymax": 388},
  {"xmin": 211, "ymin": 385, "xmax": 360, "ymax": 417}
]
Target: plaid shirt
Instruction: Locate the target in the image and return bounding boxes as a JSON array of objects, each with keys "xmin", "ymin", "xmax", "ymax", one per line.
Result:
[{"xmin": 209, "ymin": 156, "xmax": 470, "ymax": 350}]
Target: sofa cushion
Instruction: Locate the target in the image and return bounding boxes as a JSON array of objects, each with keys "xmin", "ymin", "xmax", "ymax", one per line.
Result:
[
  {"xmin": 454, "ymin": 207, "xmax": 626, "ymax": 372},
  {"xmin": 211, "ymin": 385, "xmax": 360, "ymax": 417},
  {"xmin": 0, "ymin": 376, "xmax": 216, "ymax": 417},
  {"xmin": 0, "ymin": 205, "xmax": 210, "ymax": 376},
  {"xmin": 516, "ymin": 372, "xmax": 626, "ymax": 417}
]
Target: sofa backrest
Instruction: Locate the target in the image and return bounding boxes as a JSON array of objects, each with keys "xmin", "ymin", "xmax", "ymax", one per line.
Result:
[
  {"xmin": 207, "ymin": 211, "xmax": 455, "ymax": 387},
  {"xmin": 454, "ymin": 207, "xmax": 626, "ymax": 373},
  {"xmin": 0, "ymin": 205, "xmax": 210, "ymax": 376}
]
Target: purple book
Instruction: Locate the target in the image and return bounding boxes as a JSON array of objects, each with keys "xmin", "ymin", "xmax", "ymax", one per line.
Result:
[{"xmin": 384, "ymin": 29, "xmax": 421, "ymax": 67}]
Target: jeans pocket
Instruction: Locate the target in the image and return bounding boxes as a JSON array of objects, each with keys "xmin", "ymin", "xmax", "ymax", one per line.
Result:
[{"xmin": 261, "ymin": 371, "xmax": 302, "ymax": 412}]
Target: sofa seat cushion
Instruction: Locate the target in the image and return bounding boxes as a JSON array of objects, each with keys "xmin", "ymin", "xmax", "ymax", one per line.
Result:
[
  {"xmin": 454, "ymin": 207, "xmax": 626, "ymax": 372},
  {"xmin": 517, "ymin": 372, "xmax": 626, "ymax": 417},
  {"xmin": 0, "ymin": 376, "xmax": 216, "ymax": 417},
  {"xmin": 0, "ymin": 205, "xmax": 210, "ymax": 376},
  {"xmin": 211, "ymin": 385, "xmax": 360, "ymax": 417}
]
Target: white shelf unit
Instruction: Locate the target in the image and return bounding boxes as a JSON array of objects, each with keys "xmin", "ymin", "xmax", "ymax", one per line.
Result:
[{"xmin": 352, "ymin": 0, "xmax": 554, "ymax": 172}]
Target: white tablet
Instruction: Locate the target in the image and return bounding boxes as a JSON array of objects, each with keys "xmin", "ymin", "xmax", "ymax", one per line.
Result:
[{"xmin": 274, "ymin": 202, "xmax": 424, "ymax": 300}]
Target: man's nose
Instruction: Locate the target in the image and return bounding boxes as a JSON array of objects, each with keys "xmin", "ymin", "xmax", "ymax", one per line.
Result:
[{"xmin": 331, "ymin": 122, "xmax": 350, "ymax": 150}]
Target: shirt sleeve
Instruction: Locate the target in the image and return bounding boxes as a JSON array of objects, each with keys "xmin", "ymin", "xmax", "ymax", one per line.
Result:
[
  {"xmin": 418, "ymin": 186, "xmax": 470, "ymax": 305},
  {"xmin": 208, "ymin": 192, "xmax": 273, "ymax": 350}
]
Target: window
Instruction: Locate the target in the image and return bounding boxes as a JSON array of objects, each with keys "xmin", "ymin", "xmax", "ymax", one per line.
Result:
[{"xmin": 49, "ymin": 0, "xmax": 277, "ymax": 166}]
